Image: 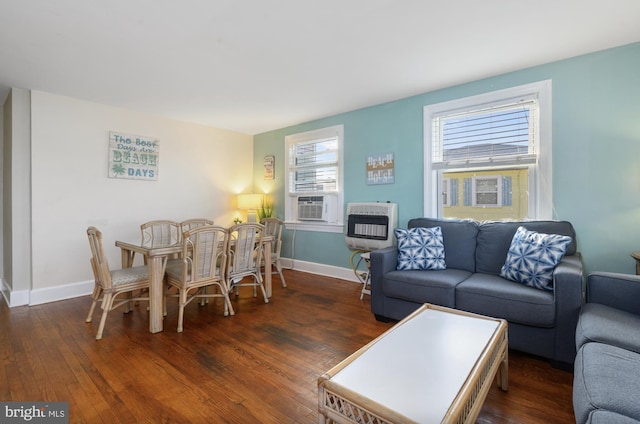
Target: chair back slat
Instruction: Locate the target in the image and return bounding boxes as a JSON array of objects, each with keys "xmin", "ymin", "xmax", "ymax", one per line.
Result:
[
  {"xmin": 180, "ymin": 219, "xmax": 214, "ymax": 234},
  {"xmin": 141, "ymin": 220, "xmax": 181, "ymax": 246},
  {"xmin": 228, "ymin": 223, "xmax": 264, "ymax": 276},
  {"xmin": 183, "ymin": 226, "xmax": 228, "ymax": 283},
  {"xmin": 86, "ymin": 226, "xmax": 113, "ymax": 289},
  {"xmin": 261, "ymin": 218, "xmax": 283, "ymax": 257}
]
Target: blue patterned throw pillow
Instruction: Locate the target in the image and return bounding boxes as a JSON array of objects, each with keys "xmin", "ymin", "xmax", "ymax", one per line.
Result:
[
  {"xmin": 395, "ymin": 227, "xmax": 446, "ymax": 271},
  {"xmin": 500, "ymin": 226, "xmax": 572, "ymax": 291}
]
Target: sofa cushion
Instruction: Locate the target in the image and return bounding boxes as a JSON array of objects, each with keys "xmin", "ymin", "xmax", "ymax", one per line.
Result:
[
  {"xmin": 573, "ymin": 342, "xmax": 640, "ymax": 424},
  {"xmin": 576, "ymin": 303, "xmax": 640, "ymax": 354},
  {"xmin": 499, "ymin": 226, "xmax": 572, "ymax": 291},
  {"xmin": 586, "ymin": 410, "xmax": 640, "ymax": 424},
  {"xmin": 395, "ymin": 227, "xmax": 446, "ymax": 271},
  {"xmin": 455, "ymin": 273, "xmax": 556, "ymax": 327},
  {"xmin": 476, "ymin": 220, "xmax": 577, "ymax": 276},
  {"xmin": 408, "ymin": 218, "xmax": 477, "ymax": 273},
  {"xmin": 382, "ymin": 269, "xmax": 472, "ymax": 308}
]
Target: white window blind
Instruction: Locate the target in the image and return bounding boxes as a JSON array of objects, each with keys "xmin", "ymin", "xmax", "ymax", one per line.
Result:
[
  {"xmin": 432, "ymin": 97, "xmax": 538, "ymax": 169},
  {"xmin": 288, "ymin": 137, "xmax": 338, "ymax": 193}
]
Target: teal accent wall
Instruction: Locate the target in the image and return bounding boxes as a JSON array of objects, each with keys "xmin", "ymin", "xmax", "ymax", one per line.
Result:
[{"xmin": 254, "ymin": 42, "xmax": 640, "ymax": 275}]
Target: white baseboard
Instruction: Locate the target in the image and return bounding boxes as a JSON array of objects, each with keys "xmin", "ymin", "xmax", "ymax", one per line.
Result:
[
  {"xmin": 1, "ymin": 278, "xmax": 94, "ymax": 307},
  {"xmin": 29, "ymin": 280, "xmax": 95, "ymax": 306},
  {"xmin": 1, "ymin": 260, "xmax": 359, "ymax": 307},
  {"xmin": 1, "ymin": 279, "xmax": 30, "ymax": 307},
  {"xmin": 280, "ymin": 258, "xmax": 359, "ymax": 283}
]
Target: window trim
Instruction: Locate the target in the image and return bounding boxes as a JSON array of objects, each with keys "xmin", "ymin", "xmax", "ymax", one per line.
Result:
[
  {"xmin": 284, "ymin": 125, "xmax": 344, "ymax": 233},
  {"xmin": 423, "ymin": 80, "xmax": 552, "ymax": 219}
]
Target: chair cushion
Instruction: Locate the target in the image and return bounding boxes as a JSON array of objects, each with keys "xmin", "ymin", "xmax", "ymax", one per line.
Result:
[
  {"xmin": 165, "ymin": 258, "xmax": 184, "ymax": 280},
  {"xmin": 395, "ymin": 227, "xmax": 446, "ymax": 271},
  {"xmin": 110, "ymin": 266, "xmax": 148, "ymax": 285},
  {"xmin": 576, "ymin": 303, "xmax": 640, "ymax": 354},
  {"xmin": 499, "ymin": 226, "xmax": 572, "ymax": 291},
  {"xmin": 573, "ymin": 342, "xmax": 640, "ymax": 424}
]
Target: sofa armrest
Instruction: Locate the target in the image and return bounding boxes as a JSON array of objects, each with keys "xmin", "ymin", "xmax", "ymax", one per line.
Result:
[
  {"xmin": 370, "ymin": 246, "xmax": 398, "ymax": 316},
  {"xmin": 587, "ymin": 272, "xmax": 640, "ymax": 316},
  {"xmin": 552, "ymin": 253, "xmax": 585, "ymax": 364},
  {"xmin": 554, "ymin": 254, "xmax": 585, "ymax": 302},
  {"xmin": 370, "ymin": 246, "xmax": 398, "ymax": 276}
]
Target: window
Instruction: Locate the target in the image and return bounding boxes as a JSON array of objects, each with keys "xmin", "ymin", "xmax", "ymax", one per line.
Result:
[
  {"xmin": 473, "ymin": 175, "xmax": 502, "ymax": 207},
  {"xmin": 424, "ymin": 81, "xmax": 552, "ymax": 220},
  {"xmin": 442, "ymin": 178, "xmax": 451, "ymax": 207},
  {"xmin": 284, "ymin": 125, "xmax": 344, "ymax": 232}
]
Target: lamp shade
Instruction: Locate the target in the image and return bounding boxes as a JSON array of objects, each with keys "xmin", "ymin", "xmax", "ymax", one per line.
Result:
[{"xmin": 237, "ymin": 193, "xmax": 263, "ymax": 210}]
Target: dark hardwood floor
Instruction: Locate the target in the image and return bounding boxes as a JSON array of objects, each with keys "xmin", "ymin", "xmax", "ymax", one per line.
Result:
[{"xmin": 0, "ymin": 270, "xmax": 575, "ymax": 423}]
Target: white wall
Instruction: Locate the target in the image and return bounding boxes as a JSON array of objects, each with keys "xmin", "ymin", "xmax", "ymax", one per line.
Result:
[
  {"xmin": 29, "ymin": 91, "xmax": 253, "ymax": 303},
  {"xmin": 2, "ymin": 88, "xmax": 32, "ymax": 307}
]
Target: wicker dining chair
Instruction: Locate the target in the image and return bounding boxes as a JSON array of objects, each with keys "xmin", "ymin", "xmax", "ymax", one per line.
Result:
[
  {"xmin": 140, "ymin": 220, "xmax": 181, "ymax": 246},
  {"xmin": 178, "ymin": 219, "xmax": 215, "ymax": 305},
  {"xmin": 165, "ymin": 225, "xmax": 233, "ymax": 332},
  {"xmin": 260, "ymin": 217, "xmax": 287, "ymax": 288},
  {"xmin": 180, "ymin": 218, "xmax": 214, "ymax": 234},
  {"xmin": 227, "ymin": 223, "xmax": 269, "ymax": 303},
  {"xmin": 86, "ymin": 226, "xmax": 150, "ymax": 340}
]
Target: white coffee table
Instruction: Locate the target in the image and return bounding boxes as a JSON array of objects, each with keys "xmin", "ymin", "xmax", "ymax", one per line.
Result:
[{"xmin": 317, "ymin": 304, "xmax": 508, "ymax": 424}]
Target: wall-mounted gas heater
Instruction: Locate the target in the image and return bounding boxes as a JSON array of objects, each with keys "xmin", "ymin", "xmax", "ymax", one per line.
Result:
[{"xmin": 345, "ymin": 202, "xmax": 398, "ymax": 250}]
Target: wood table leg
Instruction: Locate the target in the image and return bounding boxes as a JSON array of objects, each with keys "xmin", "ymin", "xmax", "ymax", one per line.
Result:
[
  {"xmin": 147, "ymin": 255, "xmax": 166, "ymax": 333},
  {"xmin": 119, "ymin": 248, "xmax": 136, "ymax": 313},
  {"xmin": 264, "ymin": 238, "xmax": 272, "ymax": 298},
  {"xmin": 499, "ymin": 347, "xmax": 509, "ymax": 391}
]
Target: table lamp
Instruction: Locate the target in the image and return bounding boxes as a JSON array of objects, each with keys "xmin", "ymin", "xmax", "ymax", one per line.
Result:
[{"xmin": 237, "ymin": 193, "xmax": 263, "ymax": 223}]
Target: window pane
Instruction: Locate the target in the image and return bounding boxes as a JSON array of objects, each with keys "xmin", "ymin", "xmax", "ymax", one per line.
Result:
[
  {"xmin": 476, "ymin": 178, "xmax": 497, "ymax": 192},
  {"xmin": 476, "ymin": 192, "xmax": 498, "ymax": 205},
  {"xmin": 433, "ymin": 100, "xmax": 537, "ymax": 168},
  {"xmin": 290, "ymin": 165, "xmax": 337, "ymax": 193},
  {"xmin": 443, "ymin": 169, "xmax": 528, "ymax": 220},
  {"xmin": 442, "ymin": 179, "xmax": 449, "ymax": 206},
  {"xmin": 293, "ymin": 138, "xmax": 338, "ymax": 167},
  {"xmin": 289, "ymin": 137, "xmax": 339, "ymax": 193}
]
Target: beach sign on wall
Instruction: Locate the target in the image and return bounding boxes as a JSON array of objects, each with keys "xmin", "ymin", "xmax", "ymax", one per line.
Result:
[
  {"xmin": 108, "ymin": 131, "xmax": 159, "ymax": 181},
  {"xmin": 366, "ymin": 152, "xmax": 394, "ymax": 185}
]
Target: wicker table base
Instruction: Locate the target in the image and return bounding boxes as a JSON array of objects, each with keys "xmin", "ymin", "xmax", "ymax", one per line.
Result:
[{"xmin": 318, "ymin": 304, "xmax": 508, "ymax": 424}]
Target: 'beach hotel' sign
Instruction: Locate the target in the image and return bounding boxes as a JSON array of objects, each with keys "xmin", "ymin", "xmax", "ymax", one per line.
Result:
[{"xmin": 108, "ymin": 131, "xmax": 159, "ymax": 181}]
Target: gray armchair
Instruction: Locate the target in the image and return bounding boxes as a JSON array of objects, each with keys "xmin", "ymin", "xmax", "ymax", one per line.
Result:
[{"xmin": 573, "ymin": 272, "xmax": 640, "ymax": 424}]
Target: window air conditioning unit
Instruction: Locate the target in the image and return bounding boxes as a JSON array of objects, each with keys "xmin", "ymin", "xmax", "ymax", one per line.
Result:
[
  {"xmin": 297, "ymin": 195, "xmax": 337, "ymax": 222},
  {"xmin": 345, "ymin": 202, "xmax": 398, "ymax": 250}
]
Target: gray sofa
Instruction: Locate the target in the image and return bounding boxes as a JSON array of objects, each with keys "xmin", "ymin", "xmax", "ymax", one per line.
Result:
[
  {"xmin": 573, "ymin": 272, "xmax": 640, "ymax": 424},
  {"xmin": 370, "ymin": 218, "xmax": 584, "ymax": 366}
]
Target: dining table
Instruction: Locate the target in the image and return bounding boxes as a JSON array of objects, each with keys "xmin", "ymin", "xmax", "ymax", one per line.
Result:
[{"xmin": 115, "ymin": 236, "xmax": 273, "ymax": 334}]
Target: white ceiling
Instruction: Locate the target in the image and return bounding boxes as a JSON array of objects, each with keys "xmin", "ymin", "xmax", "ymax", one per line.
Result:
[{"xmin": 1, "ymin": 1, "xmax": 639, "ymax": 135}]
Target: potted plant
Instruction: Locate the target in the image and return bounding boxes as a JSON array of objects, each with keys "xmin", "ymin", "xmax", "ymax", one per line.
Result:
[{"xmin": 258, "ymin": 197, "xmax": 274, "ymax": 221}]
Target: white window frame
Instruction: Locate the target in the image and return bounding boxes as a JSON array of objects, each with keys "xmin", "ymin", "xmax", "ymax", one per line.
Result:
[
  {"xmin": 472, "ymin": 175, "xmax": 502, "ymax": 207},
  {"xmin": 284, "ymin": 125, "xmax": 344, "ymax": 233},
  {"xmin": 423, "ymin": 80, "xmax": 552, "ymax": 219}
]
